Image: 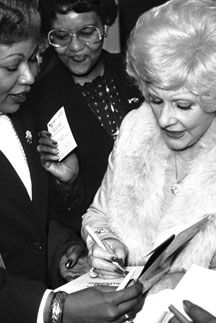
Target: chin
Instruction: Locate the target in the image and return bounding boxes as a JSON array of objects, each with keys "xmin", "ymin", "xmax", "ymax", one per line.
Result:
[
  {"xmin": 165, "ymin": 140, "xmax": 189, "ymax": 151},
  {"xmin": 5, "ymin": 104, "xmax": 21, "ymax": 114},
  {"xmin": 69, "ymin": 66, "xmax": 90, "ymax": 76}
]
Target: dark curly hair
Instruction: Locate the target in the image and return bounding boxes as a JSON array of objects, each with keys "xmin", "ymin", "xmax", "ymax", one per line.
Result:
[
  {"xmin": 39, "ymin": 0, "xmax": 118, "ymax": 36},
  {"xmin": 0, "ymin": 0, "xmax": 41, "ymax": 44}
]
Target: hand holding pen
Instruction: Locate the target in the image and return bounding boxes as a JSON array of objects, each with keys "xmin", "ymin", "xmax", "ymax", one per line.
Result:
[{"xmin": 85, "ymin": 225, "xmax": 128, "ymax": 278}]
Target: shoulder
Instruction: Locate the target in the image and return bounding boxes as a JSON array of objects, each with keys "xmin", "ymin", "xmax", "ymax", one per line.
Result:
[
  {"xmin": 120, "ymin": 101, "xmax": 157, "ymax": 133},
  {"xmin": 114, "ymin": 102, "xmax": 159, "ymax": 152}
]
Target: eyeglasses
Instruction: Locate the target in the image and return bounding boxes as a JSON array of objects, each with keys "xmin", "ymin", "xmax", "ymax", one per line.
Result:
[{"xmin": 48, "ymin": 25, "xmax": 104, "ymax": 48}]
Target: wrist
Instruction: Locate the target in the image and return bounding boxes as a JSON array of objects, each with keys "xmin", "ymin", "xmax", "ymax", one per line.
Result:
[{"xmin": 44, "ymin": 291, "xmax": 68, "ymax": 323}]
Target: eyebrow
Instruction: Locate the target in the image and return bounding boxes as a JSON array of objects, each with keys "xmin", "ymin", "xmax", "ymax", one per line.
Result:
[
  {"xmin": 2, "ymin": 43, "xmax": 39, "ymax": 60},
  {"xmin": 148, "ymin": 90, "xmax": 195, "ymax": 101},
  {"xmin": 0, "ymin": 53, "xmax": 24, "ymax": 61}
]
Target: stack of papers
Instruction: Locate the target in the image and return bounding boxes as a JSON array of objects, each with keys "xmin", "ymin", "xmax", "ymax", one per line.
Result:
[{"xmin": 135, "ymin": 264, "xmax": 216, "ymax": 323}]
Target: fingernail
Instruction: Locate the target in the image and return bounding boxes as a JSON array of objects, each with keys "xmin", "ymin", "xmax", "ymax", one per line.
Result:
[
  {"xmin": 65, "ymin": 260, "xmax": 73, "ymax": 269},
  {"xmin": 111, "ymin": 257, "xmax": 124, "ymax": 267}
]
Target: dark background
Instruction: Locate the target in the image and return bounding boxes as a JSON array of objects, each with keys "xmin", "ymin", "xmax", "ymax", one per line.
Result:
[{"xmin": 118, "ymin": 0, "xmax": 167, "ymax": 52}]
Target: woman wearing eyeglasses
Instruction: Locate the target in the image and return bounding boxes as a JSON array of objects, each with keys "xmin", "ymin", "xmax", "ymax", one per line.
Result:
[{"xmin": 25, "ymin": 0, "xmax": 143, "ymax": 235}]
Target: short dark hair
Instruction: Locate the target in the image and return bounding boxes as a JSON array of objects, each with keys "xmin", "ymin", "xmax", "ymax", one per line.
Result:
[
  {"xmin": 0, "ymin": 0, "xmax": 41, "ymax": 44},
  {"xmin": 39, "ymin": 0, "xmax": 118, "ymax": 36}
]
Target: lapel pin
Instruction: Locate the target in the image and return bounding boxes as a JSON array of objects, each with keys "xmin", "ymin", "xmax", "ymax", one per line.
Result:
[{"xmin": 25, "ymin": 130, "xmax": 32, "ymax": 144}]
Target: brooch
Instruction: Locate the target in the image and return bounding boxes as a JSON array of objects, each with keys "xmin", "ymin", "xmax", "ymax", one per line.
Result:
[
  {"xmin": 128, "ymin": 97, "xmax": 139, "ymax": 104},
  {"xmin": 25, "ymin": 130, "xmax": 32, "ymax": 144}
]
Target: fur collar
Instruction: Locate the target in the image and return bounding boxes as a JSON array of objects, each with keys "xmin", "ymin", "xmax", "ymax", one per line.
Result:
[{"xmin": 107, "ymin": 102, "xmax": 216, "ymax": 270}]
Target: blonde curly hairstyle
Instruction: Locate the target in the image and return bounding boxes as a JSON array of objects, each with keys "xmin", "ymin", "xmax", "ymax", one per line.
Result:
[{"xmin": 127, "ymin": 0, "xmax": 216, "ymax": 113}]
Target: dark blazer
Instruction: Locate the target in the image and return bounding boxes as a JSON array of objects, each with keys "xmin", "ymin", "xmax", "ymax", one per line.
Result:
[
  {"xmin": 26, "ymin": 49, "xmax": 144, "ymax": 232},
  {"xmin": 0, "ymin": 108, "xmax": 84, "ymax": 323}
]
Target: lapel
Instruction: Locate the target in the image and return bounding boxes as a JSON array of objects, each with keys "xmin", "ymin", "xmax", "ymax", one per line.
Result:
[
  {"xmin": 0, "ymin": 150, "xmax": 31, "ymax": 212},
  {"xmin": 0, "ymin": 110, "xmax": 47, "ymax": 231}
]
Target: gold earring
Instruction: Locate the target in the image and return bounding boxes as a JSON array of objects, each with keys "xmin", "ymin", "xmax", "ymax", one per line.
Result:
[{"xmin": 104, "ymin": 25, "xmax": 109, "ymax": 37}]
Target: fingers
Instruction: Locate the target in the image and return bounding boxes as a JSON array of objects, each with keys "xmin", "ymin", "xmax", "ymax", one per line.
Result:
[
  {"xmin": 38, "ymin": 130, "xmax": 51, "ymax": 138},
  {"xmin": 116, "ymin": 290, "xmax": 144, "ymax": 319},
  {"xmin": 59, "ymin": 255, "xmax": 77, "ymax": 281},
  {"xmin": 89, "ymin": 239, "xmax": 127, "ymax": 278},
  {"xmin": 59, "ymin": 245, "xmax": 85, "ymax": 281},
  {"xmin": 89, "ymin": 285, "xmax": 143, "ymax": 323},
  {"xmin": 38, "ymin": 141, "xmax": 58, "ymax": 155},
  {"xmin": 183, "ymin": 300, "xmax": 216, "ymax": 323},
  {"xmin": 60, "ymin": 256, "xmax": 90, "ymax": 282},
  {"xmin": 89, "ymin": 246, "xmax": 123, "ymax": 278},
  {"xmin": 89, "ymin": 245, "xmax": 115, "ymax": 267},
  {"xmin": 103, "ymin": 239, "xmax": 128, "ymax": 262},
  {"xmin": 63, "ymin": 245, "xmax": 84, "ymax": 270},
  {"xmin": 96, "ymin": 268, "xmax": 124, "ymax": 279},
  {"xmin": 109, "ymin": 281, "xmax": 143, "ymax": 306},
  {"xmin": 66, "ymin": 245, "xmax": 84, "ymax": 265},
  {"xmin": 37, "ymin": 131, "xmax": 59, "ymax": 166}
]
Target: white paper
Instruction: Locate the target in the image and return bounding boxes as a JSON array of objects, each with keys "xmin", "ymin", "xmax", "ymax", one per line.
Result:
[
  {"xmin": 47, "ymin": 106, "xmax": 77, "ymax": 161},
  {"xmin": 134, "ymin": 289, "xmax": 175, "ymax": 323},
  {"xmin": 55, "ymin": 263, "xmax": 216, "ymax": 323},
  {"xmin": 134, "ymin": 265, "xmax": 216, "ymax": 323},
  {"xmin": 55, "ymin": 266, "xmax": 143, "ymax": 293},
  {"xmin": 162, "ymin": 265, "xmax": 216, "ymax": 322}
]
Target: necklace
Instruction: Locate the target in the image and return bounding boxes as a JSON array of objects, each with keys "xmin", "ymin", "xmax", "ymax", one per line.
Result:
[{"xmin": 170, "ymin": 154, "xmax": 188, "ymax": 195}]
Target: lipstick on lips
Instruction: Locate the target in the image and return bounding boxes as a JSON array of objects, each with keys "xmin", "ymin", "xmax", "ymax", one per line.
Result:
[
  {"xmin": 164, "ymin": 129, "xmax": 185, "ymax": 138},
  {"xmin": 9, "ymin": 91, "xmax": 29, "ymax": 104}
]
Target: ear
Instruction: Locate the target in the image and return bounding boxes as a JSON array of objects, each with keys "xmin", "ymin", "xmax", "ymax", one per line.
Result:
[{"xmin": 104, "ymin": 25, "xmax": 109, "ymax": 37}]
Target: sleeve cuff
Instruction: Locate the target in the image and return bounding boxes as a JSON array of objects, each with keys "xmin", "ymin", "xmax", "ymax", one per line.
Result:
[{"xmin": 37, "ymin": 289, "xmax": 53, "ymax": 323}]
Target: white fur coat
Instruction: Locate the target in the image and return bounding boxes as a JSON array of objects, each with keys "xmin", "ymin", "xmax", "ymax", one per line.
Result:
[{"xmin": 82, "ymin": 102, "xmax": 216, "ymax": 272}]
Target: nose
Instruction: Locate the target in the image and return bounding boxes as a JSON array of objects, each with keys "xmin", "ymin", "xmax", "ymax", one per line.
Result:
[
  {"xmin": 18, "ymin": 64, "xmax": 35, "ymax": 86},
  {"xmin": 67, "ymin": 34, "xmax": 85, "ymax": 51},
  {"xmin": 158, "ymin": 103, "xmax": 176, "ymax": 128}
]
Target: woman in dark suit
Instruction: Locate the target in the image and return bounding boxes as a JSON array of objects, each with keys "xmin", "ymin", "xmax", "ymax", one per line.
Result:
[
  {"xmin": 0, "ymin": 0, "xmax": 144, "ymax": 322},
  {"xmin": 26, "ymin": 0, "xmax": 144, "ymax": 233}
]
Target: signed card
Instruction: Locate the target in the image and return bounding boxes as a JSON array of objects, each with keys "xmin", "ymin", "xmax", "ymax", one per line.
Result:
[
  {"xmin": 55, "ymin": 266, "xmax": 143, "ymax": 293},
  {"xmin": 47, "ymin": 106, "xmax": 77, "ymax": 161}
]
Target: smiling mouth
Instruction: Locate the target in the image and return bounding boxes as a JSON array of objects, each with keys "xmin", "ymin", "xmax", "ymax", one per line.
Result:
[
  {"xmin": 70, "ymin": 55, "xmax": 87, "ymax": 62},
  {"xmin": 9, "ymin": 92, "xmax": 28, "ymax": 103},
  {"xmin": 164, "ymin": 130, "xmax": 185, "ymax": 138}
]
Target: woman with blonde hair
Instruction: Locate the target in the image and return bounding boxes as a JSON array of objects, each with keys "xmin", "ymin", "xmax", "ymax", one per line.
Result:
[{"xmin": 82, "ymin": 0, "xmax": 216, "ymax": 290}]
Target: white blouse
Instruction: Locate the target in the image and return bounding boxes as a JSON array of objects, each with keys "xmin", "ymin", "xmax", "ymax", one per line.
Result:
[{"xmin": 0, "ymin": 114, "xmax": 32, "ymax": 200}]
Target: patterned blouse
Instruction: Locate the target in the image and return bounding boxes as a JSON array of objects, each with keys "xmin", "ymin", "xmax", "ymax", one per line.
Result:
[{"xmin": 76, "ymin": 70, "xmax": 127, "ymax": 140}]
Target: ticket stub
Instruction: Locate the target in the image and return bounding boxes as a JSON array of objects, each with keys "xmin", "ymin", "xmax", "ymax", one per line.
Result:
[{"xmin": 47, "ymin": 106, "xmax": 77, "ymax": 161}]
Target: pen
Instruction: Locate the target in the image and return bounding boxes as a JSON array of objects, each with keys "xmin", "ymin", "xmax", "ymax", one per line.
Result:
[
  {"xmin": 168, "ymin": 304, "xmax": 191, "ymax": 323},
  {"xmin": 116, "ymin": 268, "xmax": 136, "ymax": 291},
  {"xmin": 85, "ymin": 225, "xmax": 128, "ymax": 276}
]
